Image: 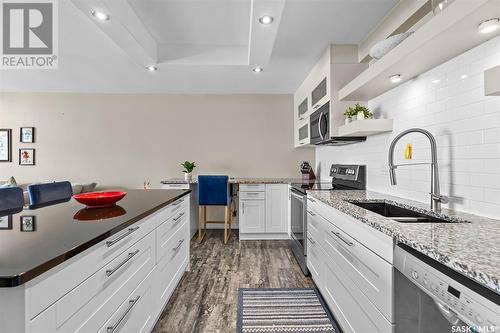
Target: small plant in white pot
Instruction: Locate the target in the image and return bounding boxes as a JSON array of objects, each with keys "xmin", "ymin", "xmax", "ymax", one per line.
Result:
[
  {"xmin": 343, "ymin": 107, "xmax": 357, "ymax": 124},
  {"xmin": 181, "ymin": 161, "xmax": 196, "ymax": 182},
  {"xmin": 346, "ymin": 103, "xmax": 373, "ymax": 121}
]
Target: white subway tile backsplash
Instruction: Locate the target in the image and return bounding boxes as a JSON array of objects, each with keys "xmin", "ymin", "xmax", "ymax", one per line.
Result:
[{"xmin": 316, "ymin": 35, "xmax": 500, "ymax": 219}]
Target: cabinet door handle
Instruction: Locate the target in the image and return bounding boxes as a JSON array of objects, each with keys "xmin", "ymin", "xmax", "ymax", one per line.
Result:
[
  {"xmin": 106, "ymin": 227, "xmax": 139, "ymax": 247},
  {"xmin": 107, "ymin": 295, "xmax": 140, "ymax": 333},
  {"xmin": 307, "ymin": 210, "xmax": 316, "ymax": 216},
  {"xmin": 331, "ymin": 231, "xmax": 353, "ymax": 246},
  {"xmin": 307, "ymin": 197, "xmax": 316, "ymax": 203},
  {"xmin": 172, "ymin": 239, "xmax": 185, "ymax": 252},
  {"xmin": 242, "ymin": 202, "xmax": 245, "ymax": 214},
  {"xmin": 106, "ymin": 249, "xmax": 140, "ymax": 277},
  {"xmin": 307, "ymin": 236, "xmax": 316, "ymax": 245},
  {"xmin": 172, "ymin": 199, "xmax": 184, "ymax": 206},
  {"xmin": 173, "ymin": 212, "xmax": 185, "ymax": 222}
]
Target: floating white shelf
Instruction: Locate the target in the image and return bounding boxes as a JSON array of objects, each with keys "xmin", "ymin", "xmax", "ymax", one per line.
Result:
[
  {"xmin": 338, "ymin": 119, "xmax": 393, "ymax": 137},
  {"xmin": 339, "ymin": 0, "xmax": 500, "ymax": 101}
]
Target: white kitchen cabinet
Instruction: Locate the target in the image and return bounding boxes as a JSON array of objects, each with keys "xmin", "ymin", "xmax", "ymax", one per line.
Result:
[
  {"xmin": 17, "ymin": 195, "xmax": 191, "ymax": 333},
  {"xmin": 265, "ymin": 184, "xmax": 288, "ymax": 233},
  {"xmin": 293, "ymin": 45, "xmax": 367, "ymax": 147},
  {"xmin": 239, "ymin": 199, "xmax": 266, "ymax": 234},
  {"xmin": 239, "ymin": 184, "xmax": 290, "ymax": 239},
  {"xmin": 306, "ymin": 198, "xmax": 394, "ymax": 333}
]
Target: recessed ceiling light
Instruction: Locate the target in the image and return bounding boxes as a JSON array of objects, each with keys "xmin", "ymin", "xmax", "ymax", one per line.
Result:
[
  {"xmin": 390, "ymin": 74, "xmax": 401, "ymax": 83},
  {"xmin": 461, "ymin": 74, "xmax": 468, "ymax": 79},
  {"xmin": 252, "ymin": 66, "xmax": 263, "ymax": 73},
  {"xmin": 259, "ymin": 15, "xmax": 274, "ymax": 25},
  {"xmin": 146, "ymin": 65, "xmax": 158, "ymax": 72},
  {"xmin": 478, "ymin": 18, "xmax": 500, "ymax": 34},
  {"xmin": 91, "ymin": 10, "xmax": 110, "ymax": 21},
  {"xmin": 431, "ymin": 79, "xmax": 441, "ymax": 84}
]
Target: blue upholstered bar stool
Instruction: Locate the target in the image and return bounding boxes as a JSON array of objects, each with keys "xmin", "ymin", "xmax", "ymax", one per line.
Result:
[
  {"xmin": 0, "ymin": 187, "xmax": 24, "ymax": 214},
  {"xmin": 27, "ymin": 181, "xmax": 73, "ymax": 208},
  {"xmin": 197, "ymin": 175, "xmax": 232, "ymax": 244}
]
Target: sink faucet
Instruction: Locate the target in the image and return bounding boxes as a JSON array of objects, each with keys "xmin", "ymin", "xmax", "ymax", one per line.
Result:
[{"xmin": 388, "ymin": 128, "xmax": 448, "ymax": 212}]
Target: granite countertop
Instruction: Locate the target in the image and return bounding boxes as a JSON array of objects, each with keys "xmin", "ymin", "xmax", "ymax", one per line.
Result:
[
  {"xmin": 161, "ymin": 177, "xmax": 305, "ymax": 184},
  {"xmin": 0, "ymin": 189, "xmax": 190, "ymax": 287},
  {"xmin": 306, "ymin": 189, "xmax": 500, "ymax": 295}
]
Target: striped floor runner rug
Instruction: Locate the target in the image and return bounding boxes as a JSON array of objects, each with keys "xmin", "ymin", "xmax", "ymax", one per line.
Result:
[{"xmin": 237, "ymin": 288, "xmax": 339, "ymax": 333}]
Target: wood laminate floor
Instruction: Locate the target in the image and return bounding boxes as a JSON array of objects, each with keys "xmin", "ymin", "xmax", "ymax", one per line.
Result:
[{"xmin": 152, "ymin": 230, "xmax": 314, "ymax": 333}]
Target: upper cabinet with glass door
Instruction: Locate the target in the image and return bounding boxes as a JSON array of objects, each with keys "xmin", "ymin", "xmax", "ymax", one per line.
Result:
[{"xmin": 311, "ymin": 76, "xmax": 330, "ymax": 112}]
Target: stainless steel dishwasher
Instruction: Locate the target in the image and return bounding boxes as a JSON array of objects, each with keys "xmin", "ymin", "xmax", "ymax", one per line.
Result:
[{"xmin": 394, "ymin": 244, "xmax": 500, "ymax": 333}]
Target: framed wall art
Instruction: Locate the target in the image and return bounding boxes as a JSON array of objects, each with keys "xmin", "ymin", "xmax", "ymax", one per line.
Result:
[
  {"xmin": 19, "ymin": 148, "xmax": 36, "ymax": 166},
  {"xmin": 20, "ymin": 127, "xmax": 35, "ymax": 143},
  {"xmin": 0, "ymin": 129, "xmax": 12, "ymax": 162}
]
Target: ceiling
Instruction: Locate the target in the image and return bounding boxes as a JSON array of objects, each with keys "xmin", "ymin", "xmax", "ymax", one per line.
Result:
[{"xmin": 0, "ymin": 0, "xmax": 398, "ymax": 94}]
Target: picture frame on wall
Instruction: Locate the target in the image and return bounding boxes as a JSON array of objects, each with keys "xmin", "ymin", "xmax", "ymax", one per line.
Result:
[
  {"xmin": 20, "ymin": 216, "xmax": 36, "ymax": 232},
  {"xmin": 0, "ymin": 215, "xmax": 13, "ymax": 230},
  {"xmin": 19, "ymin": 148, "xmax": 35, "ymax": 166},
  {"xmin": 0, "ymin": 129, "xmax": 12, "ymax": 162},
  {"xmin": 20, "ymin": 127, "xmax": 35, "ymax": 143}
]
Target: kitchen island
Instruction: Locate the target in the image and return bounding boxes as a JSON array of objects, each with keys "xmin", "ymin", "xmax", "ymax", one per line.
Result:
[{"xmin": 0, "ymin": 189, "xmax": 191, "ymax": 333}]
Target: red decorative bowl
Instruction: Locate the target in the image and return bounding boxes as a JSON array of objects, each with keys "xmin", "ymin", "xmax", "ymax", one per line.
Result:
[{"xmin": 73, "ymin": 191, "xmax": 127, "ymax": 208}]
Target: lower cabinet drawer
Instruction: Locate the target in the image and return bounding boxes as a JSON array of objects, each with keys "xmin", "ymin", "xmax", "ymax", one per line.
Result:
[
  {"xmin": 98, "ymin": 272, "xmax": 154, "ymax": 333},
  {"xmin": 156, "ymin": 209, "xmax": 188, "ymax": 264},
  {"xmin": 323, "ymin": 258, "xmax": 393, "ymax": 333},
  {"xmin": 161, "ymin": 183, "xmax": 190, "ymax": 190},
  {"xmin": 319, "ymin": 218, "xmax": 393, "ymax": 322},
  {"xmin": 28, "ymin": 217, "xmax": 156, "ymax": 319},
  {"xmin": 239, "ymin": 191, "xmax": 266, "ymax": 200},
  {"xmin": 30, "ymin": 232, "xmax": 155, "ymax": 332},
  {"xmin": 306, "ymin": 232, "xmax": 323, "ymax": 286},
  {"xmin": 240, "ymin": 184, "xmax": 265, "ymax": 192},
  {"xmin": 154, "ymin": 224, "xmax": 189, "ymax": 314}
]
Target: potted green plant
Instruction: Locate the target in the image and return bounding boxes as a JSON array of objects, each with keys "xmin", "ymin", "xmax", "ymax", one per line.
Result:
[
  {"xmin": 345, "ymin": 103, "xmax": 373, "ymax": 122},
  {"xmin": 343, "ymin": 107, "xmax": 357, "ymax": 124},
  {"xmin": 181, "ymin": 161, "xmax": 196, "ymax": 182}
]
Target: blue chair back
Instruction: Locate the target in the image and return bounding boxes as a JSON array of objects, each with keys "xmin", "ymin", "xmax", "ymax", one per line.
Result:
[
  {"xmin": 0, "ymin": 187, "xmax": 24, "ymax": 214},
  {"xmin": 198, "ymin": 175, "xmax": 231, "ymax": 206},
  {"xmin": 28, "ymin": 181, "xmax": 73, "ymax": 208}
]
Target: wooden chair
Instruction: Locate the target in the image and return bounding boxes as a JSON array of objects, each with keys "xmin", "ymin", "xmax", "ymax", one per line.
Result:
[{"xmin": 197, "ymin": 175, "xmax": 232, "ymax": 244}]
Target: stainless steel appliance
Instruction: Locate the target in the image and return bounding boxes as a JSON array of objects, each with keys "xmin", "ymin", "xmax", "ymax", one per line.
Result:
[
  {"xmin": 394, "ymin": 244, "xmax": 500, "ymax": 333},
  {"xmin": 310, "ymin": 103, "xmax": 329, "ymax": 144},
  {"xmin": 309, "ymin": 102, "xmax": 366, "ymax": 146},
  {"xmin": 290, "ymin": 164, "xmax": 366, "ymax": 275}
]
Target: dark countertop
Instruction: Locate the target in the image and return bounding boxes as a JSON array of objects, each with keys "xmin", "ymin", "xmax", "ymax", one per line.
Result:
[
  {"xmin": 0, "ymin": 189, "xmax": 190, "ymax": 287},
  {"xmin": 161, "ymin": 177, "xmax": 305, "ymax": 185},
  {"xmin": 307, "ymin": 190, "xmax": 500, "ymax": 295}
]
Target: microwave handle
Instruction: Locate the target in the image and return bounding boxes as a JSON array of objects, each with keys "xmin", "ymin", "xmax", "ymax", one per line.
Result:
[{"xmin": 318, "ymin": 112, "xmax": 325, "ymax": 140}]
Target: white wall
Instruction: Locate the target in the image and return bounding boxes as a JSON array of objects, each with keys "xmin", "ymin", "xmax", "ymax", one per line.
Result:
[
  {"xmin": 0, "ymin": 93, "xmax": 314, "ymax": 188},
  {"xmin": 316, "ymin": 35, "xmax": 500, "ymax": 219}
]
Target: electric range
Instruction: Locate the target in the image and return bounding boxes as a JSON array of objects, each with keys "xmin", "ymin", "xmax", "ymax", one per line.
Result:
[{"xmin": 290, "ymin": 164, "xmax": 366, "ymax": 275}]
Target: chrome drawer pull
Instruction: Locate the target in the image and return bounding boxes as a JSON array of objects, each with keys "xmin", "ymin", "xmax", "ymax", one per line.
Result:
[
  {"xmin": 247, "ymin": 192, "xmax": 260, "ymax": 195},
  {"xmin": 331, "ymin": 231, "xmax": 354, "ymax": 246},
  {"xmin": 106, "ymin": 227, "xmax": 140, "ymax": 247},
  {"xmin": 106, "ymin": 249, "xmax": 140, "ymax": 277},
  {"xmin": 307, "ymin": 210, "xmax": 316, "ymax": 216},
  {"xmin": 172, "ymin": 199, "xmax": 184, "ymax": 206},
  {"xmin": 107, "ymin": 295, "xmax": 140, "ymax": 333},
  {"xmin": 307, "ymin": 197, "xmax": 316, "ymax": 203},
  {"xmin": 173, "ymin": 212, "xmax": 185, "ymax": 222},
  {"xmin": 172, "ymin": 239, "xmax": 185, "ymax": 252},
  {"xmin": 307, "ymin": 236, "xmax": 316, "ymax": 245}
]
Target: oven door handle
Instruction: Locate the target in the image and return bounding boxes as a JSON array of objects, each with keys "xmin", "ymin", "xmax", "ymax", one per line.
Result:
[{"xmin": 290, "ymin": 190, "xmax": 305, "ymax": 201}]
